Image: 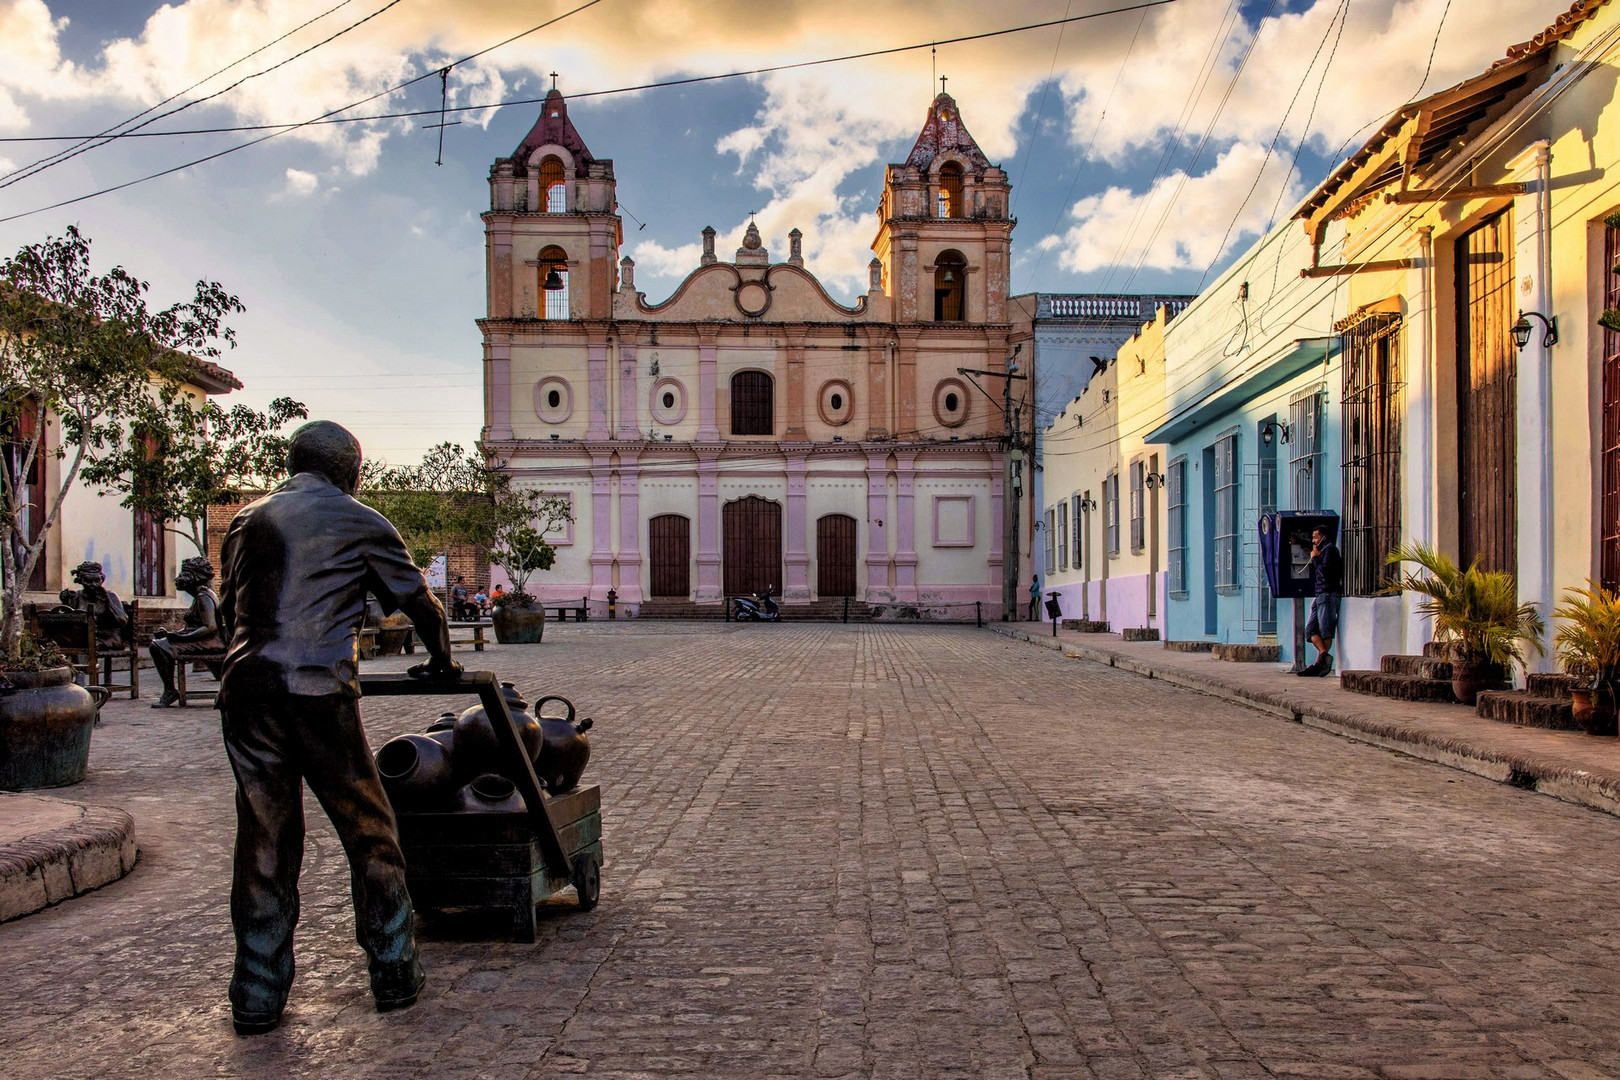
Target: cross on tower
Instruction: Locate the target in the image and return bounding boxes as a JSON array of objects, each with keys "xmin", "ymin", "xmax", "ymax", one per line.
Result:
[
  {"xmin": 939, "ymin": 76, "xmax": 948, "ymax": 94},
  {"xmin": 550, "ymin": 71, "xmax": 559, "ymax": 90}
]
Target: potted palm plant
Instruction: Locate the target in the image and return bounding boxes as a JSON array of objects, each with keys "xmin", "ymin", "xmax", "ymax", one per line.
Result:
[
  {"xmin": 1387, "ymin": 544, "xmax": 1546, "ymax": 705},
  {"xmin": 1553, "ymin": 581, "xmax": 1620, "ymax": 736}
]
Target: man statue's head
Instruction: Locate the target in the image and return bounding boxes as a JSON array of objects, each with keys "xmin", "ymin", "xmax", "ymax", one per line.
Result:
[
  {"xmin": 71, "ymin": 561, "xmax": 105, "ymax": 589},
  {"xmin": 286, "ymin": 420, "xmax": 362, "ymax": 495},
  {"xmin": 176, "ymin": 556, "xmax": 215, "ymax": 594}
]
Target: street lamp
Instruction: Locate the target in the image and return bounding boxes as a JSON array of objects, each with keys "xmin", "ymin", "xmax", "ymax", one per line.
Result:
[{"xmin": 1511, "ymin": 310, "xmax": 1557, "ymax": 350}]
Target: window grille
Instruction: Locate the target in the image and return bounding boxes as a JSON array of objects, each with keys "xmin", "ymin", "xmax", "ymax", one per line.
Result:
[
  {"xmin": 1105, "ymin": 471, "xmax": 1121, "ymax": 556},
  {"xmin": 730, "ymin": 371, "xmax": 774, "ymax": 435},
  {"xmin": 543, "ymin": 267, "xmax": 569, "ymax": 320},
  {"xmin": 1071, "ymin": 494, "xmax": 1083, "ymax": 572},
  {"xmin": 1213, "ymin": 432, "xmax": 1239, "ymax": 590},
  {"xmin": 1167, "ymin": 458, "xmax": 1187, "ymax": 596},
  {"xmin": 1057, "ymin": 500, "xmax": 1068, "ymax": 571},
  {"xmin": 1603, "ymin": 222, "xmax": 1620, "ymax": 591},
  {"xmin": 546, "ymin": 182, "xmax": 566, "ymax": 213},
  {"xmin": 1045, "ymin": 508, "xmax": 1056, "ymax": 574},
  {"xmin": 1288, "ymin": 384, "xmax": 1326, "ymax": 511},
  {"xmin": 1129, "ymin": 460, "xmax": 1146, "ymax": 554},
  {"xmin": 1339, "ymin": 312, "xmax": 1403, "ymax": 596}
]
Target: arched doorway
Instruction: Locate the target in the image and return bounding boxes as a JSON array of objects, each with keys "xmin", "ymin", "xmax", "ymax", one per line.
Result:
[
  {"xmin": 648, "ymin": 514, "xmax": 690, "ymax": 597},
  {"xmin": 816, "ymin": 514, "xmax": 857, "ymax": 597},
  {"xmin": 723, "ymin": 496, "xmax": 782, "ymax": 597}
]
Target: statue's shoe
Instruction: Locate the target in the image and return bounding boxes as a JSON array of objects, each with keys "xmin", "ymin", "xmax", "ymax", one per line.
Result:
[
  {"xmin": 373, "ymin": 958, "xmax": 426, "ymax": 1012},
  {"xmin": 232, "ymin": 1008, "xmax": 282, "ymax": 1036}
]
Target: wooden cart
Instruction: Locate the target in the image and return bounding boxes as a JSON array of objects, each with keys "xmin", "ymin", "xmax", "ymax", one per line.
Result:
[{"xmin": 360, "ymin": 671, "xmax": 602, "ymax": 942}]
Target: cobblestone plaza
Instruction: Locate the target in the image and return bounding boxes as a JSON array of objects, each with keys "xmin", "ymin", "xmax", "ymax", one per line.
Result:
[{"xmin": 4, "ymin": 622, "xmax": 1620, "ymax": 1079}]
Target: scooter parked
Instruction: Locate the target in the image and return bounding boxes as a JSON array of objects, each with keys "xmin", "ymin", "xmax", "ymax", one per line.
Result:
[{"xmin": 732, "ymin": 586, "xmax": 781, "ymax": 622}]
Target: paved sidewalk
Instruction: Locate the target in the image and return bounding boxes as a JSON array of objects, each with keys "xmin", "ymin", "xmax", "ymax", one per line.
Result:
[
  {"xmin": 991, "ymin": 622, "xmax": 1620, "ymax": 818},
  {"xmin": 0, "ymin": 791, "xmax": 137, "ymax": 921}
]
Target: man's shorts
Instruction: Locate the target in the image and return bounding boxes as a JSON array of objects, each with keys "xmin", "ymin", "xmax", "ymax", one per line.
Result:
[{"xmin": 1305, "ymin": 592, "xmax": 1341, "ymax": 641}]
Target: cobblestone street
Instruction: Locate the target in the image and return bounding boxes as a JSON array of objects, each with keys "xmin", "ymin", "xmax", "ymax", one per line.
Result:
[{"xmin": 4, "ymin": 622, "xmax": 1620, "ymax": 1079}]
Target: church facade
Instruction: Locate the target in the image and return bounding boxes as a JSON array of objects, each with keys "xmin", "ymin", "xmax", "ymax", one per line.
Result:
[{"xmin": 478, "ymin": 88, "xmax": 1018, "ymax": 617}]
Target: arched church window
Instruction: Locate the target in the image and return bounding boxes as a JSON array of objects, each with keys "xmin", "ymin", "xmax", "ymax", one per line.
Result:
[
  {"xmin": 539, "ymin": 245, "xmax": 570, "ymax": 320},
  {"xmin": 730, "ymin": 371, "xmax": 774, "ymax": 436},
  {"xmin": 538, "ymin": 156, "xmax": 567, "ymax": 213},
  {"xmin": 933, "ymin": 250, "xmax": 966, "ymax": 322},
  {"xmin": 937, "ymin": 162, "xmax": 964, "ymax": 219}
]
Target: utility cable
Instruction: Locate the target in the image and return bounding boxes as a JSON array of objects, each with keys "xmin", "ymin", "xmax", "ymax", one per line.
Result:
[{"xmin": 1, "ymin": 0, "xmax": 404, "ymax": 191}]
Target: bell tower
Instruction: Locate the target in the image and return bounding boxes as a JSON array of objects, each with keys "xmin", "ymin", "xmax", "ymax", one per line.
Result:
[
  {"xmin": 484, "ymin": 87, "xmax": 622, "ymax": 322},
  {"xmin": 872, "ymin": 89, "xmax": 1013, "ymax": 325}
]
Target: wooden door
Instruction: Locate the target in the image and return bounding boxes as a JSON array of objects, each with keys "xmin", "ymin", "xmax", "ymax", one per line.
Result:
[
  {"xmin": 1603, "ymin": 223, "xmax": 1620, "ymax": 591},
  {"xmin": 816, "ymin": 514, "xmax": 857, "ymax": 597},
  {"xmin": 1455, "ymin": 211, "xmax": 1517, "ymax": 575},
  {"xmin": 723, "ymin": 496, "xmax": 781, "ymax": 597},
  {"xmin": 648, "ymin": 514, "xmax": 690, "ymax": 597}
]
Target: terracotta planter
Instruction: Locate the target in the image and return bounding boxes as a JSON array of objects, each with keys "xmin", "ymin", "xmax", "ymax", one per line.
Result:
[
  {"xmin": 492, "ymin": 602, "xmax": 546, "ymax": 644},
  {"xmin": 375, "ymin": 613, "xmax": 413, "ymax": 656},
  {"xmin": 0, "ymin": 666, "xmax": 98, "ymax": 789},
  {"xmin": 1451, "ymin": 658, "xmax": 1506, "ymax": 706},
  {"xmin": 1571, "ymin": 687, "xmax": 1619, "ymax": 736}
]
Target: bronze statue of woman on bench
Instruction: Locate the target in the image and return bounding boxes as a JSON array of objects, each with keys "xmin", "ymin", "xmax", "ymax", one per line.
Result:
[{"xmin": 149, "ymin": 556, "xmax": 225, "ymax": 708}]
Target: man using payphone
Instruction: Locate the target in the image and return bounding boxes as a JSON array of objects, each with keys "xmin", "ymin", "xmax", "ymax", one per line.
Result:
[{"xmin": 1297, "ymin": 525, "xmax": 1343, "ymax": 677}]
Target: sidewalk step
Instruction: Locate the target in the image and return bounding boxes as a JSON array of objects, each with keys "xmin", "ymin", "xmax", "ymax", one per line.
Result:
[
  {"xmin": 1061, "ymin": 619, "xmax": 1111, "ymax": 633},
  {"xmin": 1476, "ymin": 690, "xmax": 1578, "ymax": 731},
  {"xmin": 1381, "ymin": 653, "xmax": 1453, "ymax": 680},
  {"xmin": 1423, "ymin": 640, "xmax": 1452, "ymax": 659},
  {"xmin": 1211, "ymin": 643, "xmax": 1281, "ymax": 662},
  {"xmin": 1163, "ymin": 640, "xmax": 1215, "ymax": 653},
  {"xmin": 1341, "ymin": 669, "xmax": 1458, "ymax": 703},
  {"xmin": 1121, "ymin": 628, "xmax": 1161, "ymax": 642},
  {"xmin": 1526, "ymin": 673, "xmax": 1580, "ymax": 700}
]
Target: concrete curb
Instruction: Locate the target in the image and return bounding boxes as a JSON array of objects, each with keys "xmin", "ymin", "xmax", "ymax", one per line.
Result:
[
  {"xmin": 0, "ymin": 796, "xmax": 138, "ymax": 923},
  {"xmin": 989, "ymin": 624, "xmax": 1620, "ymax": 820}
]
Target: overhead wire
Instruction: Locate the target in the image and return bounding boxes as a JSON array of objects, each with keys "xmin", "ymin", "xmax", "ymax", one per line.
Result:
[
  {"xmin": 0, "ymin": 0, "xmax": 404, "ymax": 191},
  {"xmin": 1009, "ymin": 0, "xmax": 1077, "ymax": 216}
]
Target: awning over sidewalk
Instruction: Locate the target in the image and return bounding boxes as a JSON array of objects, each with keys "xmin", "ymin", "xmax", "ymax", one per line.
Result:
[{"xmin": 1147, "ymin": 337, "xmax": 1337, "ymax": 445}]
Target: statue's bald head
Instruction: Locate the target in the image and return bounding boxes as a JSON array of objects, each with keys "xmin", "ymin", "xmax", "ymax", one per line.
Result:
[{"xmin": 286, "ymin": 420, "xmax": 362, "ymax": 495}]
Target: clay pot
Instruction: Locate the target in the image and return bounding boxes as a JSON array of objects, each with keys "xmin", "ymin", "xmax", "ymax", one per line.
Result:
[
  {"xmin": 456, "ymin": 772, "xmax": 525, "ymax": 813},
  {"xmin": 492, "ymin": 601, "xmax": 546, "ymax": 644},
  {"xmin": 1571, "ymin": 687, "xmax": 1619, "ymax": 736},
  {"xmin": 533, "ymin": 694, "xmax": 592, "ymax": 795},
  {"xmin": 375, "ymin": 613, "xmax": 413, "ymax": 656},
  {"xmin": 0, "ymin": 667, "xmax": 97, "ymax": 789},
  {"xmin": 375, "ymin": 733, "xmax": 459, "ymax": 811},
  {"xmin": 450, "ymin": 683, "xmax": 542, "ymax": 778},
  {"xmin": 1450, "ymin": 658, "xmax": 1506, "ymax": 706}
]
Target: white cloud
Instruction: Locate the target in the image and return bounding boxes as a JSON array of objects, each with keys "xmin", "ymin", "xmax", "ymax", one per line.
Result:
[
  {"xmin": 1050, "ymin": 141, "xmax": 1305, "ymax": 278},
  {"xmin": 282, "ymin": 167, "xmax": 318, "ymax": 197}
]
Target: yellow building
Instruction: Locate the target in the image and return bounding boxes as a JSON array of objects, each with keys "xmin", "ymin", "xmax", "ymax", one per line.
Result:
[{"xmin": 1295, "ymin": 0, "xmax": 1620, "ymax": 669}]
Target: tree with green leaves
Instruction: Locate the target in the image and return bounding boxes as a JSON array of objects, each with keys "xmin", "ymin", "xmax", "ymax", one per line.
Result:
[
  {"xmin": 0, "ymin": 227, "xmax": 241, "ymax": 659},
  {"xmin": 490, "ymin": 490, "xmax": 572, "ymax": 603},
  {"xmin": 81, "ymin": 395, "xmax": 308, "ymax": 553}
]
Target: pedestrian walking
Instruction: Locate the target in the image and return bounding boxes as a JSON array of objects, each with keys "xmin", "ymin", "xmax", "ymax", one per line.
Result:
[
  {"xmin": 216, "ymin": 420, "xmax": 460, "ymax": 1035},
  {"xmin": 1028, "ymin": 575, "xmax": 1041, "ymax": 621},
  {"xmin": 1297, "ymin": 525, "xmax": 1343, "ymax": 677}
]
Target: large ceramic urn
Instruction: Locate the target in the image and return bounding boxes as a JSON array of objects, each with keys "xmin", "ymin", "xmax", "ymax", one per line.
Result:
[
  {"xmin": 0, "ymin": 667, "xmax": 98, "ymax": 789},
  {"xmin": 492, "ymin": 599, "xmax": 545, "ymax": 644}
]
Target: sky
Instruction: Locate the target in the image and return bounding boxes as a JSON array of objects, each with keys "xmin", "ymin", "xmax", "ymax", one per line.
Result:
[{"xmin": 0, "ymin": 0, "xmax": 1571, "ymax": 463}]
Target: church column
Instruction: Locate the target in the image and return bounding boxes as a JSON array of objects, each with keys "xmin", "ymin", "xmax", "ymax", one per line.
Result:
[
  {"xmin": 490, "ymin": 222, "xmax": 514, "ymax": 320},
  {"xmin": 589, "ymin": 451, "xmax": 614, "ymax": 598},
  {"xmin": 784, "ymin": 451, "xmax": 810, "ymax": 599},
  {"xmin": 616, "ymin": 452, "xmax": 644, "ymax": 604},
  {"xmin": 866, "ymin": 342, "xmax": 890, "ymax": 441},
  {"xmin": 784, "ymin": 343, "xmax": 807, "ymax": 437},
  {"xmin": 587, "ymin": 343, "xmax": 610, "ymax": 440},
  {"xmin": 865, "ymin": 450, "xmax": 892, "ymax": 599},
  {"xmin": 893, "ymin": 450, "xmax": 918, "ymax": 601},
  {"xmin": 697, "ymin": 330, "xmax": 721, "ymax": 440},
  {"xmin": 695, "ymin": 451, "xmax": 723, "ymax": 601},
  {"xmin": 988, "ymin": 460, "xmax": 1005, "ymax": 612},
  {"xmin": 485, "ymin": 341, "xmax": 514, "ymax": 440},
  {"xmin": 617, "ymin": 342, "xmax": 640, "ymax": 439}
]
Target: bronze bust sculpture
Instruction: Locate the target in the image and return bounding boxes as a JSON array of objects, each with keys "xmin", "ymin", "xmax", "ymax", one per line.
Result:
[
  {"xmin": 217, "ymin": 420, "xmax": 460, "ymax": 1036},
  {"xmin": 148, "ymin": 556, "xmax": 224, "ymax": 708}
]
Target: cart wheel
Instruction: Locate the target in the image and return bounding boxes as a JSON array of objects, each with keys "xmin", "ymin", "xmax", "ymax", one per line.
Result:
[{"xmin": 571, "ymin": 852, "xmax": 600, "ymax": 911}]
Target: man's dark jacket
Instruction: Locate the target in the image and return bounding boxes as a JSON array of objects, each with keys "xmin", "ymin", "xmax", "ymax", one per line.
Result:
[
  {"xmin": 1310, "ymin": 539, "xmax": 1344, "ymax": 596},
  {"xmin": 218, "ymin": 472, "xmax": 432, "ymax": 706}
]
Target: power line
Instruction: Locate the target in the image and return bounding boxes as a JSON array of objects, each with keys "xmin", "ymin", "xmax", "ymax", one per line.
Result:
[
  {"xmin": 0, "ymin": 0, "xmax": 1181, "ymax": 149},
  {"xmin": 0, "ymin": 0, "xmax": 358, "ymax": 182},
  {"xmin": 1009, "ymin": 0, "xmax": 1077, "ymax": 216},
  {"xmin": 1, "ymin": 1, "xmax": 405, "ymax": 191},
  {"xmin": 0, "ymin": 0, "xmax": 611, "ymax": 225}
]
